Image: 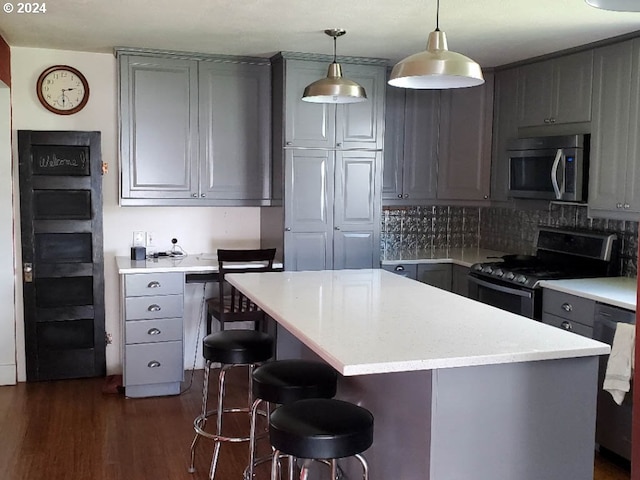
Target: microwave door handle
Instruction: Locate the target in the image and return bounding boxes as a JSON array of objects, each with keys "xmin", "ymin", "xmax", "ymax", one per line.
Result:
[{"xmin": 551, "ymin": 148, "xmax": 563, "ymax": 200}]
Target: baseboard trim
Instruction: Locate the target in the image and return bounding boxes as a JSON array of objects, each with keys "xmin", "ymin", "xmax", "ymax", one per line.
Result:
[{"xmin": 0, "ymin": 364, "xmax": 17, "ymax": 385}]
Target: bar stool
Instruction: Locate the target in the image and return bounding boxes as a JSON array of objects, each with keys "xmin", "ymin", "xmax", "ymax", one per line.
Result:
[
  {"xmin": 269, "ymin": 398, "xmax": 374, "ymax": 480},
  {"xmin": 188, "ymin": 330, "xmax": 274, "ymax": 480},
  {"xmin": 246, "ymin": 360, "xmax": 338, "ymax": 480}
]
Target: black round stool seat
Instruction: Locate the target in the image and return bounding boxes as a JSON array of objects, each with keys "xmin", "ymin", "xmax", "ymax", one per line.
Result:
[
  {"xmin": 269, "ymin": 398, "xmax": 374, "ymax": 460},
  {"xmin": 253, "ymin": 360, "xmax": 338, "ymax": 404},
  {"xmin": 202, "ymin": 330, "xmax": 273, "ymax": 365}
]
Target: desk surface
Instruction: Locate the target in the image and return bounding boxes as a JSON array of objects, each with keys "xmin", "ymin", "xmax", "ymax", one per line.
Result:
[
  {"xmin": 227, "ymin": 269, "xmax": 610, "ymax": 376},
  {"xmin": 116, "ymin": 255, "xmax": 282, "ymax": 274}
]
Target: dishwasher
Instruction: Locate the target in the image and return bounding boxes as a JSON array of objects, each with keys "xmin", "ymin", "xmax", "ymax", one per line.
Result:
[{"xmin": 593, "ymin": 302, "xmax": 635, "ymax": 461}]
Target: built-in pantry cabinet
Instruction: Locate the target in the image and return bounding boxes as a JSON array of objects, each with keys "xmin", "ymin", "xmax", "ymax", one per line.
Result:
[
  {"xmin": 117, "ymin": 50, "xmax": 271, "ymax": 206},
  {"xmin": 517, "ymin": 50, "xmax": 593, "ymax": 128},
  {"xmin": 588, "ymin": 38, "xmax": 640, "ymax": 219},
  {"xmin": 382, "ymin": 72, "xmax": 494, "ymax": 205}
]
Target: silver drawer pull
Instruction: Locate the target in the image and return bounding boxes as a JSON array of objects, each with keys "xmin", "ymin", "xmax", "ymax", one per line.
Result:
[
  {"xmin": 394, "ymin": 265, "xmax": 405, "ymax": 272},
  {"xmin": 147, "ymin": 304, "xmax": 161, "ymax": 312},
  {"xmin": 561, "ymin": 303, "xmax": 572, "ymax": 312},
  {"xmin": 561, "ymin": 321, "xmax": 573, "ymax": 331},
  {"xmin": 147, "ymin": 361, "xmax": 161, "ymax": 368},
  {"xmin": 147, "ymin": 328, "xmax": 161, "ymax": 336},
  {"xmin": 147, "ymin": 281, "xmax": 161, "ymax": 288}
]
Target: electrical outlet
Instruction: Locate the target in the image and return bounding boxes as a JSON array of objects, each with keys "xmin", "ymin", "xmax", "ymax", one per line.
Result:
[
  {"xmin": 145, "ymin": 231, "xmax": 155, "ymax": 247},
  {"xmin": 133, "ymin": 231, "xmax": 145, "ymax": 247}
]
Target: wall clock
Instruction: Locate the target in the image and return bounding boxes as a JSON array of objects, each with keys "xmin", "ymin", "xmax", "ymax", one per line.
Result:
[{"xmin": 36, "ymin": 65, "xmax": 90, "ymax": 115}]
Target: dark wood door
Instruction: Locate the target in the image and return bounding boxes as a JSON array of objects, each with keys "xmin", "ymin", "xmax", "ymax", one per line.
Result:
[{"xmin": 18, "ymin": 130, "xmax": 105, "ymax": 381}]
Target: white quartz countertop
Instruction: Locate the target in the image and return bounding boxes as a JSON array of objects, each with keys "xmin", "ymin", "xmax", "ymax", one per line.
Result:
[
  {"xmin": 539, "ymin": 277, "xmax": 637, "ymax": 311},
  {"xmin": 227, "ymin": 269, "xmax": 610, "ymax": 376},
  {"xmin": 381, "ymin": 248, "xmax": 510, "ymax": 268},
  {"xmin": 116, "ymin": 254, "xmax": 282, "ymax": 274}
]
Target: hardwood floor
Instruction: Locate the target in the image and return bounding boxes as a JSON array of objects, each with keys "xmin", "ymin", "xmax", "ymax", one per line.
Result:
[{"xmin": 0, "ymin": 369, "xmax": 631, "ymax": 480}]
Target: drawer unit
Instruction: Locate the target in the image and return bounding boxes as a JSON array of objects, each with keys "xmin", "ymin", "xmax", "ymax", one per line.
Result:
[
  {"xmin": 125, "ymin": 318, "xmax": 183, "ymax": 344},
  {"xmin": 542, "ymin": 312, "xmax": 593, "ymax": 337},
  {"xmin": 125, "ymin": 341, "xmax": 183, "ymax": 386},
  {"xmin": 125, "ymin": 294, "xmax": 183, "ymax": 320},
  {"xmin": 121, "ymin": 271, "xmax": 185, "ymax": 398},
  {"xmin": 382, "ymin": 264, "xmax": 418, "ymax": 280},
  {"xmin": 542, "ymin": 289, "xmax": 595, "ymax": 327},
  {"xmin": 125, "ymin": 272, "xmax": 184, "ymax": 297}
]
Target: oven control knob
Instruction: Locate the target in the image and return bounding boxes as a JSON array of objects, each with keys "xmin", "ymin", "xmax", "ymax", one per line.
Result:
[
  {"xmin": 493, "ymin": 268, "xmax": 504, "ymax": 277},
  {"xmin": 505, "ymin": 272, "xmax": 515, "ymax": 281},
  {"xmin": 472, "ymin": 264, "xmax": 483, "ymax": 271},
  {"xmin": 515, "ymin": 275, "xmax": 528, "ymax": 284},
  {"xmin": 481, "ymin": 265, "xmax": 494, "ymax": 274}
]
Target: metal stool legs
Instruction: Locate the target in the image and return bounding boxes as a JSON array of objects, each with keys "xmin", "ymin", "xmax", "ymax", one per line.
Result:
[
  {"xmin": 189, "ymin": 361, "xmax": 257, "ymax": 480},
  {"xmin": 270, "ymin": 451, "xmax": 369, "ymax": 480}
]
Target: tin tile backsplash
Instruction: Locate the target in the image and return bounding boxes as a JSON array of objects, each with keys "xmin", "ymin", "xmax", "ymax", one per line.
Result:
[{"xmin": 381, "ymin": 204, "xmax": 638, "ymax": 277}]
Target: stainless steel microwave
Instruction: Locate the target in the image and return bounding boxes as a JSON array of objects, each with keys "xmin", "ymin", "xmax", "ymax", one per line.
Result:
[{"xmin": 507, "ymin": 134, "xmax": 588, "ymax": 202}]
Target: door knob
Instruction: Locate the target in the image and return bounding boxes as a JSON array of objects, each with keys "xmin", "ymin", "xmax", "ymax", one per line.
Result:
[{"xmin": 23, "ymin": 263, "xmax": 33, "ymax": 283}]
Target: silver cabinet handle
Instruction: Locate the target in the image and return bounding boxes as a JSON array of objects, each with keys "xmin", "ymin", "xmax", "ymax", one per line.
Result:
[
  {"xmin": 336, "ymin": 142, "xmax": 342, "ymax": 147},
  {"xmin": 616, "ymin": 203, "xmax": 623, "ymax": 208},
  {"xmin": 549, "ymin": 117, "xmax": 556, "ymax": 123},
  {"xmin": 192, "ymin": 193, "xmax": 198, "ymax": 198},
  {"xmin": 201, "ymin": 194, "xmax": 206, "ymax": 198},
  {"xmin": 624, "ymin": 203, "xmax": 630, "ymax": 209},
  {"xmin": 284, "ymin": 227, "xmax": 291, "ymax": 231},
  {"xmin": 394, "ymin": 265, "xmax": 405, "ymax": 272},
  {"xmin": 561, "ymin": 321, "xmax": 572, "ymax": 331},
  {"xmin": 147, "ymin": 328, "xmax": 161, "ymax": 336},
  {"xmin": 147, "ymin": 361, "xmax": 161, "ymax": 368},
  {"xmin": 334, "ymin": 226, "xmax": 341, "ymax": 230},
  {"xmin": 148, "ymin": 304, "xmax": 161, "ymax": 312},
  {"xmin": 483, "ymin": 195, "xmax": 489, "ymax": 199},
  {"xmin": 404, "ymin": 194, "xmax": 409, "ymax": 198},
  {"xmin": 561, "ymin": 303, "xmax": 572, "ymax": 312},
  {"xmin": 286, "ymin": 141, "xmax": 292, "ymax": 146},
  {"xmin": 397, "ymin": 194, "xmax": 403, "ymax": 198},
  {"xmin": 147, "ymin": 281, "xmax": 161, "ymax": 289}
]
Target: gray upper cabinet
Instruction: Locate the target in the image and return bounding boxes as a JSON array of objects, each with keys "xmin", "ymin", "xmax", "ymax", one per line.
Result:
[
  {"xmin": 120, "ymin": 55, "xmax": 199, "ymax": 201},
  {"xmin": 437, "ymin": 72, "xmax": 494, "ymax": 201},
  {"xmin": 382, "ymin": 86, "xmax": 440, "ymax": 202},
  {"xmin": 118, "ymin": 51, "xmax": 271, "ymax": 206},
  {"xmin": 282, "ymin": 58, "xmax": 385, "ymax": 151},
  {"xmin": 491, "ymin": 68, "xmax": 519, "ymax": 203},
  {"xmin": 518, "ymin": 50, "xmax": 593, "ymax": 128},
  {"xmin": 589, "ymin": 39, "xmax": 640, "ymax": 218}
]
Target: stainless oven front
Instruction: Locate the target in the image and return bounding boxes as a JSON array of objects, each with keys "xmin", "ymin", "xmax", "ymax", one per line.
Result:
[{"xmin": 468, "ymin": 275, "xmax": 540, "ymax": 319}]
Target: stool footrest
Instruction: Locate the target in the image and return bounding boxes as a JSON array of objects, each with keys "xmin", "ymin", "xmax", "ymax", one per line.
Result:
[{"xmin": 193, "ymin": 407, "xmax": 268, "ymax": 443}]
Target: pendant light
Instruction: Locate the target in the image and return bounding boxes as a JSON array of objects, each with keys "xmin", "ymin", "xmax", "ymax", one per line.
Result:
[
  {"xmin": 585, "ymin": 0, "xmax": 640, "ymax": 11},
  {"xmin": 388, "ymin": 0, "xmax": 484, "ymax": 89},
  {"xmin": 302, "ymin": 29, "xmax": 367, "ymax": 104}
]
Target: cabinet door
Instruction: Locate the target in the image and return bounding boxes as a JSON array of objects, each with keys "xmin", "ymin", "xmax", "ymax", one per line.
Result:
[
  {"xmin": 284, "ymin": 149, "xmax": 334, "ymax": 270},
  {"xmin": 333, "ymin": 151, "xmax": 381, "ymax": 269},
  {"xmin": 437, "ymin": 72, "xmax": 493, "ymax": 201},
  {"xmin": 382, "ymin": 82, "xmax": 406, "ymax": 200},
  {"xmin": 589, "ymin": 41, "xmax": 632, "ymax": 213},
  {"xmin": 198, "ymin": 60, "xmax": 270, "ymax": 200},
  {"xmin": 491, "ymin": 68, "xmax": 519, "ymax": 202},
  {"xmin": 451, "ymin": 265, "xmax": 470, "ymax": 297},
  {"xmin": 416, "ymin": 263, "xmax": 452, "ymax": 290},
  {"xmin": 518, "ymin": 61, "xmax": 554, "ymax": 127},
  {"xmin": 284, "ymin": 60, "xmax": 336, "ymax": 149},
  {"xmin": 336, "ymin": 64, "xmax": 386, "ymax": 150},
  {"xmin": 120, "ymin": 55, "xmax": 198, "ymax": 199},
  {"xmin": 623, "ymin": 39, "xmax": 640, "ymax": 213},
  {"xmin": 552, "ymin": 50, "xmax": 593, "ymax": 124},
  {"xmin": 402, "ymin": 90, "xmax": 439, "ymax": 200}
]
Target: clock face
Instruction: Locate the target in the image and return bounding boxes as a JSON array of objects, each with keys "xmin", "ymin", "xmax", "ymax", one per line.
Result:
[{"xmin": 37, "ymin": 65, "xmax": 90, "ymax": 115}]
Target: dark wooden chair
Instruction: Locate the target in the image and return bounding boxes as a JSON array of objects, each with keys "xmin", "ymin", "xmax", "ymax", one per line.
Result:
[{"xmin": 205, "ymin": 248, "xmax": 277, "ymax": 334}]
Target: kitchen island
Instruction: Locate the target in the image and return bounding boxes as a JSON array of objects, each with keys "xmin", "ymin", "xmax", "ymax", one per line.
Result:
[{"xmin": 227, "ymin": 269, "xmax": 610, "ymax": 480}]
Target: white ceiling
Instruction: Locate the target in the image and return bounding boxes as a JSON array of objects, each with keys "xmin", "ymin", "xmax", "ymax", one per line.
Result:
[{"xmin": 0, "ymin": 0, "xmax": 639, "ymax": 67}]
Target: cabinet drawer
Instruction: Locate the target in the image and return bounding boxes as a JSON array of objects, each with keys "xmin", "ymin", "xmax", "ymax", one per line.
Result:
[
  {"xmin": 542, "ymin": 312, "xmax": 593, "ymax": 338},
  {"xmin": 125, "ymin": 341, "xmax": 183, "ymax": 386},
  {"xmin": 125, "ymin": 272, "xmax": 184, "ymax": 297},
  {"xmin": 542, "ymin": 289, "xmax": 595, "ymax": 327},
  {"xmin": 125, "ymin": 294, "xmax": 183, "ymax": 320},
  {"xmin": 126, "ymin": 318, "xmax": 183, "ymax": 344}
]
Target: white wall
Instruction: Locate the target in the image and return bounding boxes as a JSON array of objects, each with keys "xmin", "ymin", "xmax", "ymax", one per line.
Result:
[
  {"xmin": 0, "ymin": 81, "xmax": 16, "ymax": 385},
  {"xmin": 11, "ymin": 47, "xmax": 261, "ymax": 380}
]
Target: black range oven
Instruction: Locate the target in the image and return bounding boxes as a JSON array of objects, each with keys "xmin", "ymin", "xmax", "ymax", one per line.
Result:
[{"xmin": 468, "ymin": 228, "xmax": 618, "ymax": 319}]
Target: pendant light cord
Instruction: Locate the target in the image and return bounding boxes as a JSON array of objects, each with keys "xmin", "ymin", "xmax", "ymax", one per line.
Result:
[
  {"xmin": 332, "ymin": 35, "xmax": 337, "ymax": 63},
  {"xmin": 436, "ymin": 0, "xmax": 440, "ymax": 31}
]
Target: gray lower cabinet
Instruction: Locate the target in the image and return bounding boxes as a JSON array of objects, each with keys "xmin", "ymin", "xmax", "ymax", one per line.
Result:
[
  {"xmin": 118, "ymin": 51, "xmax": 271, "ymax": 206},
  {"xmin": 417, "ymin": 264, "xmax": 452, "ymax": 290},
  {"xmin": 517, "ymin": 50, "xmax": 593, "ymax": 128},
  {"xmin": 451, "ymin": 265, "xmax": 470, "ymax": 297},
  {"xmin": 383, "ymin": 73, "xmax": 493, "ymax": 204},
  {"xmin": 589, "ymin": 38, "xmax": 640, "ymax": 219},
  {"xmin": 122, "ymin": 272, "xmax": 184, "ymax": 398},
  {"xmin": 283, "ymin": 149, "xmax": 381, "ymax": 271},
  {"xmin": 541, "ymin": 289, "xmax": 595, "ymax": 337}
]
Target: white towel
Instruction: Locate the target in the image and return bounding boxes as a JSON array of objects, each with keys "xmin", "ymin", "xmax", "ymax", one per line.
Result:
[{"xmin": 603, "ymin": 323, "xmax": 635, "ymax": 406}]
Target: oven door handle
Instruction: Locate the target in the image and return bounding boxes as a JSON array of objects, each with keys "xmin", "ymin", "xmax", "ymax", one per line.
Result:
[
  {"xmin": 551, "ymin": 148, "xmax": 564, "ymax": 200},
  {"xmin": 469, "ymin": 276, "xmax": 533, "ymax": 299}
]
